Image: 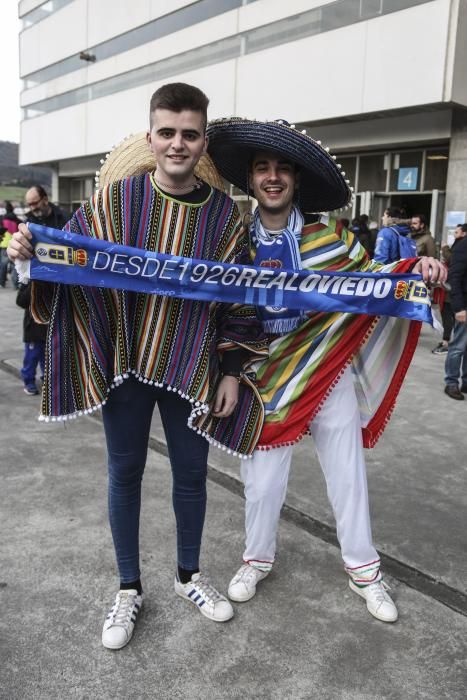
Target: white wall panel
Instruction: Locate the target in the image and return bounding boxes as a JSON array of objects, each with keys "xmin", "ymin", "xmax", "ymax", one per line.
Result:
[
  {"xmin": 236, "ymin": 24, "xmax": 367, "ymax": 122},
  {"xmin": 362, "ymin": 0, "xmax": 450, "ymax": 112},
  {"xmin": 20, "ymin": 103, "xmax": 87, "ymax": 163},
  {"xmin": 20, "ymin": 0, "xmax": 87, "ymax": 76},
  {"xmin": 237, "ymin": 2, "xmax": 450, "ymax": 123},
  {"xmin": 86, "ymin": 0, "xmax": 152, "ymax": 47}
]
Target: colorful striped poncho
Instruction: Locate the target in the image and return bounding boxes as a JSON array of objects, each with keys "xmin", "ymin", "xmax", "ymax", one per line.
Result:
[
  {"xmin": 31, "ymin": 174, "xmax": 267, "ymax": 456},
  {"xmin": 256, "ymin": 216, "xmax": 421, "ymax": 448},
  {"xmin": 197, "ymin": 215, "xmax": 421, "ymax": 451}
]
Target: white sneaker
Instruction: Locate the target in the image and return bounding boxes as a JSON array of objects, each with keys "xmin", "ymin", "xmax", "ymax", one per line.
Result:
[
  {"xmin": 174, "ymin": 572, "xmax": 234, "ymax": 622},
  {"xmin": 349, "ymin": 579, "xmax": 398, "ymax": 622},
  {"xmin": 228, "ymin": 563, "xmax": 270, "ymax": 602},
  {"xmin": 102, "ymin": 589, "xmax": 143, "ymax": 649}
]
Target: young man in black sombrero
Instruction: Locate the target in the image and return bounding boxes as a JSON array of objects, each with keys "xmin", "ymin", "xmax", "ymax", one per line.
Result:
[{"xmin": 206, "ymin": 118, "xmax": 445, "ymax": 623}]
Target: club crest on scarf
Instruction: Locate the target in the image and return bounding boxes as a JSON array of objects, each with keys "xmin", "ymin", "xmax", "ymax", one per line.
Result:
[{"xmin": 250, "ymin": 206, "xmax": 306, "ymax": 333}]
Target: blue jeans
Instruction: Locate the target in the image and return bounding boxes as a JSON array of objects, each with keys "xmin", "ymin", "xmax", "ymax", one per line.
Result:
[
  {"xmin": 21, "ymin": 341, "xmax": 45, "ymax": 386},
  {"xmin": 102, "ymin": 377, "xmax": 209, "ymax": 583},
  {"xmin": 444, "ymin": 321, "xmax": 467, "ymax": 387}
]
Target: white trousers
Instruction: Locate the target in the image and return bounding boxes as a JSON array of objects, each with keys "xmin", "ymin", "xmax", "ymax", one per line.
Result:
[{"xmin": 241, "ymin": 367, "xmax": 381, "ymax": 583}]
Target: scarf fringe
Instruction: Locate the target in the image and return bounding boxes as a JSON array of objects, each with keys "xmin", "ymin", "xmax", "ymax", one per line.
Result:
[
  {"xmin": 186, "ymin": 415, "xmax": 251, "ymax": 460},
  {"xmin": 37, "ymin": 370, "xmax": 210, "ymax": 421},
  {"xmin": 37, "ymin": 370, "xmax": 250, "ymax": 457}
]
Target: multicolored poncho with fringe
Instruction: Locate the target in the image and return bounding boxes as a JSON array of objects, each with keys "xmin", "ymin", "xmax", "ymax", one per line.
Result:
[
  {"xmin": 31, "ymin": 173, "xmax": 267, "ymax": 456},
  {"xmin": 196, "ymin": 215, "xmax": 422, "ymax": 451}
]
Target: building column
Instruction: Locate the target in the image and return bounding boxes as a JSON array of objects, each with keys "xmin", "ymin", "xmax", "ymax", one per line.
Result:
[
  {"xmin": 50, "ymin": 165, "xmax": 59, "ymax": 204},
  {"xmin": 444, "ymin": 108, "xmax": 467, "ymax": 241}
]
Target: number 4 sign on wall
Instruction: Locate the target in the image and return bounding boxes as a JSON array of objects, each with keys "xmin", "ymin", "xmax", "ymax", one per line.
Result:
[{"xmin": 397, "ymin": 167, "xmax": 418, "ymax": 191}]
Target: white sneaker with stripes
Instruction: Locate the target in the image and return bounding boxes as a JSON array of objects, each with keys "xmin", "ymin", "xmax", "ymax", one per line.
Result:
[
  {"xmin": 174, "ymin": 572, "xmax": 234, "ymax": 622},
  {"xmin": 349, "ymin": 579, "xmax": 398, "ymax": 622},
  {"xmin": 102, "ymin": 589, "xmax": 143, "ymax": 649},
  {"xmin": 228, "ymin": 563, "xmax": 270, "ymax": 602}
]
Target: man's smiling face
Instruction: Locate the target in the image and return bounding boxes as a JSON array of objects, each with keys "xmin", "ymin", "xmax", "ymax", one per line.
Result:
[
  {"xmin": 249, "ymin": 151, "xmax": 298, "ymax": 218},
  {"xmin": 147, "ymin": 108, "xmax": 207, "ymax": 187}
]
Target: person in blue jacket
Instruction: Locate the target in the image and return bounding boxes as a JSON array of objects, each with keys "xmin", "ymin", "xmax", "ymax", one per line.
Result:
[{"xmin": 374, "ymin": 207, "xmax": 417, "ymax": 263}]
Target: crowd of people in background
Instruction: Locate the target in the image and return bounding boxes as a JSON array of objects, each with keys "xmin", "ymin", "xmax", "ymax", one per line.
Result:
[
  {"xmin": 0, "ymin": 188, "xmax": 69, "ymax": 395},
  {"xmin": 343, "ymin": 209, "xmax": 467, "ymax": 401}
]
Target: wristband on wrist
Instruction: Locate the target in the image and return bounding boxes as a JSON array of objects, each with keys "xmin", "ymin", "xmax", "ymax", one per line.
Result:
[{"xmin": 221, "ymin": 370, "xmax": 242, "ymax": 382}]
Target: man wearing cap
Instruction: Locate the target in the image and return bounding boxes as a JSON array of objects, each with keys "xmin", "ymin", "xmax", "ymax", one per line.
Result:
[
  {"xmin": 7, "ymin": 84, "xmax": 266, "ymax": 649},
  {"xmin": 205, "ymin": 118, "xmax": 445, "ymax": 623}
]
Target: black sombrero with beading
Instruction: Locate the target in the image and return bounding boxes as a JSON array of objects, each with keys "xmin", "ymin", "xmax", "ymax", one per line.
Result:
[{"xmin": 206, "ymin": 118, "xmax": 353, "ymax": 213}]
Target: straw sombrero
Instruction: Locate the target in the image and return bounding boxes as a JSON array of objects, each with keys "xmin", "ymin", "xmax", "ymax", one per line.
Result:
[
  {"xmin": 97, "ymin": 132, "xmax": 224, "ymax": 190},
  {"xmin": 206, "ymin": 118, "xmax": 352, "ymax": 212}
]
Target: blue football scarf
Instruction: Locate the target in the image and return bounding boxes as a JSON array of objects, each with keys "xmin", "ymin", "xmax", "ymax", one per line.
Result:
[
  {"xmin": 250, "ymin": 206, "xmax": 306, "ymax": 333},
  {"xmin": 18, "ymin": 223, "xmax": 436, "ymax": 326}
]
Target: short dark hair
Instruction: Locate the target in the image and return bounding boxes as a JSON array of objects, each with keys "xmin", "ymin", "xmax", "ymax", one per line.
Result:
[
  {"xmin": 30, "ymin": 185, "xmax": 48, "ymax": 199},
  {"xmin": 386, "ymin": 206, "xmax": 403, "ymax": 219},
  {"xmin": 412, "ymin": 214, "xmax": 427, "ymax": 226},
  {"xmin": 459, "ymin": 223, "xmax": 467, "ymax": 234},
  {"xmin": 5, "ymin": 200, "xmax": 14, "ymax": 213},
  {"xmin": 149, "ymin": 83, "xmax": 209, "ymax": 130}
]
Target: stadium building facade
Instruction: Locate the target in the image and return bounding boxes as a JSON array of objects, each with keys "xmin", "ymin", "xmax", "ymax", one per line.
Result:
[{"xmin": 18, "ymin": 0, "xmax": 467, "ymax": 242}]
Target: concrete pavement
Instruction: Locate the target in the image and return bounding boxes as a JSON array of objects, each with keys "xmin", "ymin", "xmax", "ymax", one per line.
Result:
[{"xmin": 0, "ymin": 285, "xmax": 466, "ymax": 699}]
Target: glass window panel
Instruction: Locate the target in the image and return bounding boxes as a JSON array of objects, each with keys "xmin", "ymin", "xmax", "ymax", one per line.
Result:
[
  {"xmin": 360, "ymin": 0, "xmax": 382, "ymax": 19},
  {"xmin": 382, "ymin": 0, "xmax": 428, "ymax": 11},
  {"xmin": 390, "ymin": 151, "xmax": 423, "ymax": 191},
  {"xmin": 245, "ymin": 10, "xmax": 322, "ymax": 53},
  {"xmin": 425, "ymin": 148, "xmax": 449, "ymax": 190},
  {"xmin": 321, "ymin": 0, "xmax": 360, "ymax": 31},
  {"xmin": 358, "ymin": 154, "xmax": 387, "ymax": 191},
  {"xmin": 70, "ymin": 178, "xmax": 84, "ymax": 200}
]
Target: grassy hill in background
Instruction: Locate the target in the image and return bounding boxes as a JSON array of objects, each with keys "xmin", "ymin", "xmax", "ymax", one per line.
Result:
[
  {"xmin": 0, "ymin": 141, "xmax": 51, "ymax": 204},
  {"xmin": 0, "ymin": 185, "xmax": 28, "ymax": 202}
]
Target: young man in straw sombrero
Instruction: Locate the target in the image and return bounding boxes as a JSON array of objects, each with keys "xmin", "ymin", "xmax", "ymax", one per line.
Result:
[
  {"xmin": 206, "ymin": 118, "xmax": 445, "ymax": 623},
  {"xmin": 7, "ymin": 84, "xmax": 267, "ymax": 649}
]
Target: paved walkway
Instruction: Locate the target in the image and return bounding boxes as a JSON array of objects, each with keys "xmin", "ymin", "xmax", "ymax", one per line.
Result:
[{"xmin": 0, "ymin": 285, "xmax": 466, "ymax": 699}]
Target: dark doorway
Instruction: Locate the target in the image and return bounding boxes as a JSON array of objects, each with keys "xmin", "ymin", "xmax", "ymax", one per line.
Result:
[{"xmin": 389, "ymin": 193, "xmax": 432, "ymax": 221}]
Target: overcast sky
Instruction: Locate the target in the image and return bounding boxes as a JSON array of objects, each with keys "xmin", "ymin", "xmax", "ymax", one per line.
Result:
[{"xmin": 2, "ymin": 1, "xmax": 22, "ymax": 143}]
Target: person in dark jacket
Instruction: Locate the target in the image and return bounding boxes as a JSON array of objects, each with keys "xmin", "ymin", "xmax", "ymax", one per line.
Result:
[
  {"xmin": 444, "ymin": 226, "xmax": 467, "ymax": 400},
  {"xmin": 431, "ymin": 224, "xmax": 467, "ymax": 353},
  {"xmin": 16, "ymin": 281, "xmax": 47, "ymax": 395},
  {"xmin": 351, "ymin": 214, "xmax": 374, "ymax": 257},
  {"xmin": 1, "ymin": 201, "xmax": 23, "ymax": 288},
  {"xmin": 25, "ymin": 186, "xmax": 69, "ymax": 229},
  {"xmin": 374, "ymin": 207, "xmax": 417, "ymax": 263},
  {"xmin": 410, "ymin": 214, "xmax": 436, "ymax": 257}
]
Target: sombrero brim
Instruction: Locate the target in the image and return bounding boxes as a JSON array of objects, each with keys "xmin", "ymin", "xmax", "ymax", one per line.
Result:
[
  {"xmin": 206, "ymin": 118, "xmax": 352, "ymax": 212},
  {"xmin": 98, "ymin": 132, "xmax": 224, "ymax": 190}
]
